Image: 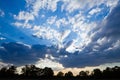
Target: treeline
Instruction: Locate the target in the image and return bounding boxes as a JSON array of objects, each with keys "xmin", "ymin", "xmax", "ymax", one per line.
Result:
[
  {"xmin": 57, "ymin": 66, "xmax": 120, "ymax": 79},
  {"xmin": 0, "ymin": 65, "xmax": 120, "ymax": 79},
  {"xmin": 0, "ymin": 65, "xmax": 53, "ymax": 78}
]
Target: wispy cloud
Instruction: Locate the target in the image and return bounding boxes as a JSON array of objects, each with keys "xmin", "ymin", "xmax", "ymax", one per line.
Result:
[
  {"xmin": 0, "ymin": 9, "xmax": 5, "ymax": 17},
  {"xmin": 89, "ymin": 8, "xmax": 102, "ymax": 15}
]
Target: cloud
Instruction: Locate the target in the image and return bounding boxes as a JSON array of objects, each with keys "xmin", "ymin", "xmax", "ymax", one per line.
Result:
[
  {"xmin": 0, "ymin": 62, "xmax": 13, "ymax": 69},
  {"xmin": 0, "ymin": 42, "xmax": 37, "ymax": 65},
  {"xmin": 61, "ymin": 0, "xmax": 118, "ymax": 13},
  {"xmin": 61, "ymin": 30, "xmax": 71, "ymax": 43},
  {"xmin": 105, "ymin": 40, "xmax": 120, "ymax": 51},
  {"xmin": 14, "ymin": 11, "xmax": 34, "ymax": 23},
  {"xmin": 59, "ymin": 2, "xmax": 120, "ymax": 67},
  {"xmin": 32, "ymin": 26, "xmax": 61, "ymax": 41},
  {"xmin": 13, "ymin": 22, "xmax": 32, "ymax": 28},
  {"xmin": 9, "ymin": 0, "xmax": 120, "ymax": 68},
  {"xmin": 31, "ymin": 0, "xmax": 59, "ymax": 16},
  {"xmin": 35, "ymin": 58, "xmax": 64, "ymax": 70},
  {"xmin": 0, "ymin": 37, "xmax": 6, "ymax": 40},
  {"xmin": 0, "ymin": 9, "xmax": 5, "ymax": 17},
  {"xmin": 0, "ymin": 42, "xmax": 67, "ymax": 66},
  {"xmin": 47, "ymin": 16, "xmax": 57, "ymax": 25},
  {"xmin": 89, "ymin": 8, "xmax": 101, "ymax": 15},
  {"xmin": 12, "ymin": 0, "xmax": 119, "ymax": 53}
]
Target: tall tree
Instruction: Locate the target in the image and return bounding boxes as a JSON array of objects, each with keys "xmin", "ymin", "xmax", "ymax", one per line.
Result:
[{"xmin": 43, "ymin": 67, "xmax": 54, "ymax": 76}]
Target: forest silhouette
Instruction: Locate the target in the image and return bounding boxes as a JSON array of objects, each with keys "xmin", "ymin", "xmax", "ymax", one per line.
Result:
[{"xmin": 0, "ymin": 65, "xmax": 120, "ymax": 80}]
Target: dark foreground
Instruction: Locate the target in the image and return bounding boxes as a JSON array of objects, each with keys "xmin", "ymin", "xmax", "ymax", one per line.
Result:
[
  {"xmin": 0, "ymin": 65, "xmax": 120, "ymax": 80},
  {"xmin": 0, "ymin": 77, "xmax": 120, "ymax": 80}
]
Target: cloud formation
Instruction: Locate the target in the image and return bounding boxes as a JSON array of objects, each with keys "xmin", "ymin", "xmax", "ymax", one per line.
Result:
[
  {"xmin": 59, "ymin": 1, "xmax": 120, "ymax": 67},
  {"xmin": 12, "ymin": 0, "xmax": 119, "ymax": 53},
  {"xmin": 0, "ymin": 0, "xmax": 120, "ymax": 69}
]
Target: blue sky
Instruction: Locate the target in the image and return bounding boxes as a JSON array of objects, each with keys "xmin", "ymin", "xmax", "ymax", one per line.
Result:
[{"xmin": 0, "ymin": 0, "xmax": 120, "ymax": 73}]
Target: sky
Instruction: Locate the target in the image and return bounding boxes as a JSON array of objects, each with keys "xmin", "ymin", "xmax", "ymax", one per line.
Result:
[{"xmin": 0, "ymin": 0, "xmax": 120, "ymax": 74}]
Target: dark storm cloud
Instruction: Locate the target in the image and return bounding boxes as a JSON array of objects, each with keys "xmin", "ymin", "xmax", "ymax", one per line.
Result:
[
  {"xmin": 59, "ymin": 50, "xmax": 120, "ymax": 67},
  {"xmin": 0, "ymin": 42, "xmax": 38, "ymax": 65},
  {"xmin": 59, "ymin": 2, "xmax": 120, "ymax": 68},
  {"xmin": 0, "ymin": 42, "xmax": 68, "ymax": 66},
  {"xmin": 104, "ymin": 4, "xmax": 120, "ymax": 37}
]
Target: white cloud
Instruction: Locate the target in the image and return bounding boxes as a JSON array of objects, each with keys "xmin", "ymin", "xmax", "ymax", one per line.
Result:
[
  {"xmin": 41, "ymin": 14, "xmax": 45, "ymax": 18},
  {"xmin": 113, "ymin": 40, "xmax": 120, "ymax": 49},
  {"xmin": 33, "ymin": 26, "xmax": 60, "ymax": 40},
  {"xmin": 0, "ymin": 62, "xmax": 13, "ymax": 69},
  {"xmin": 26, "ymin": 0, "xmax": 59, "ymax": 16},
  {"xmin": 61, "ymin": 30, "xmax": 71, "ymax": 42},
  {"xmin": 47, "ymin": 16, "xmax": 57, "ymax": 25},
  {"xmin": 106, "ymin": 40, "xmax": 120, "ymax": 51},
  {"xmin": 0, "ymin": 37, "xmax": 6, "ymax": 40},
  {"xmin": 13, "ymin": 22, "xmax": 23, "ymax": 27},
  {"xmin": 14, "ymin": 11, "xmax": 34, "ymax": 23},
  {"xmin": 13, "ymin": 22, "xmax": 32, "ymax": 28},
  {"xmin": 32, "ymin": 25, "xmax": 71, "ymax": 49},
  {"xmin": 89, "ymin": 8, "xmax": 101, "ymax": 15},
  {"xmin": 66, "ymin": 41, "xmax": 77, "ymax": 53},
  {"xmin": 16, "ymin": 42, "xmax": 31, "ymax": 48},
  {"xmin": 45, "ymin": 54, "xmax": 55, "ymax": 60},
  {"xmin": 61, "ymin": 0, "xmax": 81, "ymax": 13},
  {"xmin": 0, "ymin": 9, "xmax": 5, "ymax": 17},
  {"xmin": 35, "ymin": 58, "xmax": 64, "ymax": 70},
  {"xmin": 32, "ymin": 26, "xmax": 62, "ymax": 45},
  {"xmin": 46, "ymin": 0, "xmax": 59, "ymax": 12},
  {"xmin": 61, "ymin": 0, "xmax": 97, "ymax": 13},
  {"xmin": 106, "ymin": 0, "xmax": 119, "ymax": 11},
  {"xmin": 65, "ymin": 12, "xmax": 97, "ymax": 52},
  {"xmin": 55, "ymin": 18, "xmax": 69, "ymax": 28},
  {"xmin": 97, "ymin": 37, "xmax": 110, "ymax": 45},
  {"xmin": 61, "ymin": 0, "xmax": 119, "ymax": 14}
]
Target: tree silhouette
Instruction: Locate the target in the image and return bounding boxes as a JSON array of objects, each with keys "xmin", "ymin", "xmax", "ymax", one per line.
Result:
[
  {"xmin": 65, "ymin": 71, "xmax": 73, "ymax": 77},
  {"xmin": 7, "ymin": 66, "xmax": 17, "ymax": 76},
  {"xmin": 102, "ymin": 66, "xmax": 120, "ymax": 78},
  {"xmin": 42, "ymin": 67, "xmax": 54, "ymax": 77},
  {"xmin": 22, "ymin": 65, "xmax": 41, "ymax": 77},
  {"xmin": 22, "ymin": 65, "xmax": 31, "ymax": 77},
  {"xmin": 103, "ymin": 67, "xmax": 112, "ymax": 78},
  {"xmin": 56, "ymin": 71, "xmax": 64, "ymax": 77},
  {"xmin": 112, "ymin": 66, "xmax": 120, "ymax": 78},
  {"xmin": 0, "ymin": 65, "xmax": 120, "ymax": 79},
  {"xmin": 92, "ymin": 68, "xmax": 102, "ymax": 78},
  {"xmin": 0, "ymin": 67, "xmax": 7, "ymax": 77},
  {"xmin": 0, "ymin": 66, "xmax": 17, "ymax": 77},
  {"xmin": 78, "ymin": 71, "xmax": 89, "ymax": 77}
]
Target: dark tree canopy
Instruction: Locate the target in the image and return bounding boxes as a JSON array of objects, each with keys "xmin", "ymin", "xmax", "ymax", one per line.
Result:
[
  {"xmin": 57, "ymin": 71, "xmax": 64, "ymax": 77},
  {"xmin": 78, "ymin": 71, "xmax": 89, "ymax": 77},
  {"xmin": 92, "ymin": 68, "xmax": 102, "ymax": 78},
  {"xmin": 0, "ymin": 65, "xmax": 120, "ymax": 79},
  {"xmin": 42, "ymin": 67, "xmax": 54, "ymax": 76},
  {"xmin": 65, "ymin": 71, "xmax": 73, "ymax": 77}
]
